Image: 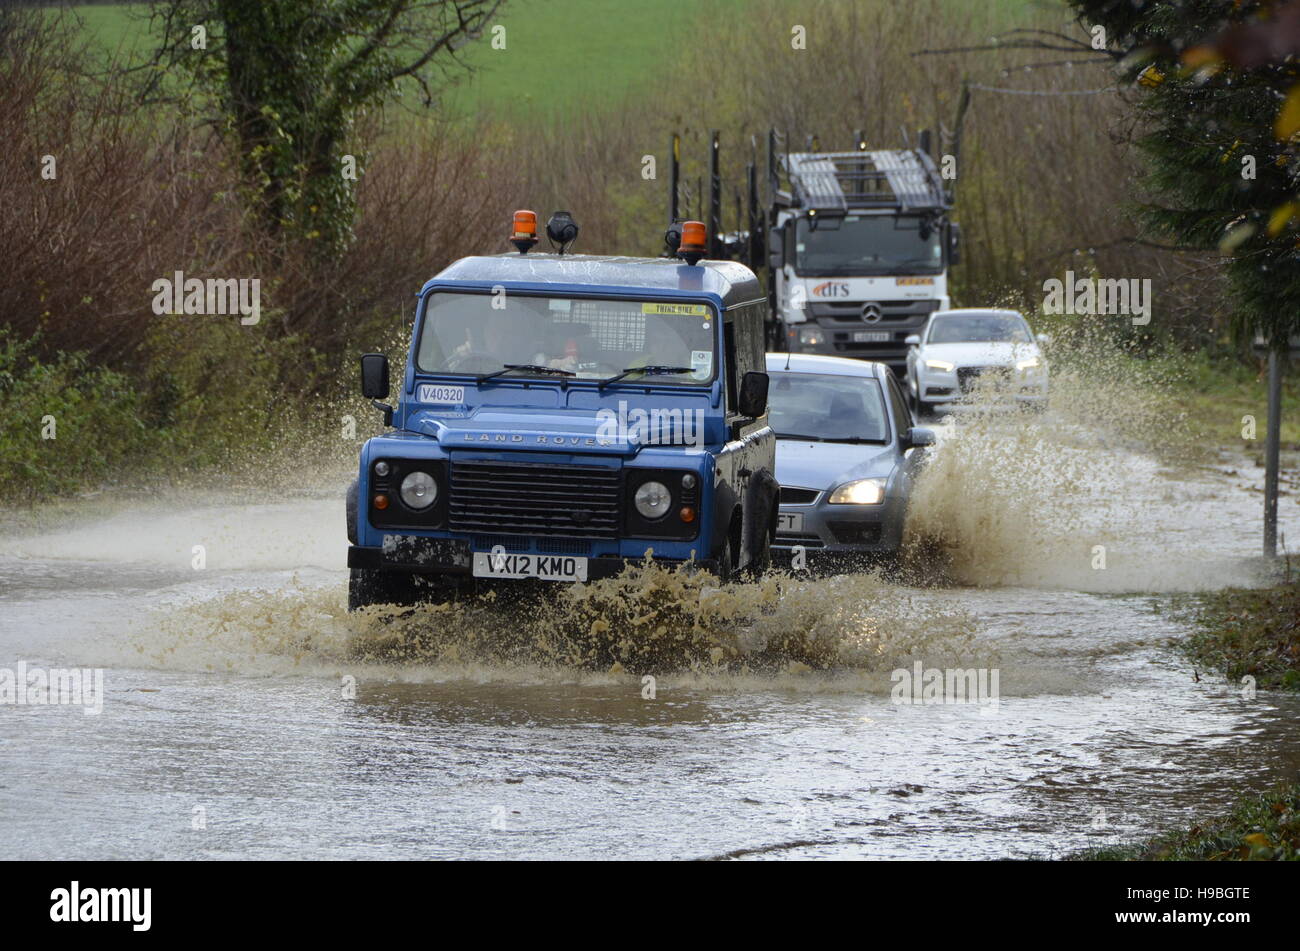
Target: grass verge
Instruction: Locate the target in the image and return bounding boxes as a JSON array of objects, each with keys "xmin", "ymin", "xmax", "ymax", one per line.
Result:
[
  {"xmin": 1179, "ymin": 579, "xmax": 1300, "ymax": 691},
  {"xmin": 1073, "ymin": 783, "xmax": 1300, "ymax": 860}
]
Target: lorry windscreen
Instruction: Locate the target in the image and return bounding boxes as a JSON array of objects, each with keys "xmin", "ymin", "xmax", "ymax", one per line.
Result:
[
  {"xmin": 416, "ymin": 292, "xmax": 717, "ymax": 384},
  {"xmin": 795, "ymin": 215, "xmax": 943, "ymax": 277}
]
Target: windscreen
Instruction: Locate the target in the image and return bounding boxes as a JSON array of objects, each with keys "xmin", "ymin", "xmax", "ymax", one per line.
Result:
[
  {"xmin": 415, "ymin": 292, "xmax": 717, "ymax": 384},
  {"xmin": 795, "ymin": 214, "xmax": 943, "ymax": 276},
  {"xmin": 768, "ymin": 371, "xmax": 890, "ymax": 443},
  {"xmin": 927, "ymin": 313, "xmax": 1032, "ymax": 344}
]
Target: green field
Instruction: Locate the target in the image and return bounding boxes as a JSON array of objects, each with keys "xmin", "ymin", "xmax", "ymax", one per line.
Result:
[
  {"xmin": 71, "ymin": 0, "xmax": 750, "ymax": 116},
  {"xmin": 71, "ymin": 0, "xmax": 1045, "ymax": 117}
]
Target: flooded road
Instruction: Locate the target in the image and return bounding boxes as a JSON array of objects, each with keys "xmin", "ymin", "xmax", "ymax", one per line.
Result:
[{"xmin": 2, "ymin": 412, "xmax": 1299, "ymax": 860}]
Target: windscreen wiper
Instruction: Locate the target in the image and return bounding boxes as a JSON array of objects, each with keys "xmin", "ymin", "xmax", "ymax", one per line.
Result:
[
  {"xmin": 598, "ymin": 365, "xmax": 694, "ymax": 389},
  {"xmin": 822, "ymin": 437, "xmax": 887, "ymax": 444},
  {"xmin": 479, "ymin": 363, "xmax": 576, "ymax": 383},
  {"xmin": 775, "ymin": 433, "xmax": 825, "ymax": 441}
]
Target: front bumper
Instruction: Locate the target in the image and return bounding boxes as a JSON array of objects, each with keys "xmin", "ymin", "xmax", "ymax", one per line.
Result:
[
  {"xmin": 786, "ymin": 321, "xmax": 926, "ymax": 374},
  {"xmin": 772, "ymin": 494, "xmax": 905, "ymax": 556},
  {"xmin": 917, "ymin": 370, "xmax": 1048, "ymax": 408},
  {"xmin": 347, "ymin": 538, "xmax": 716, "ymax": 580}
]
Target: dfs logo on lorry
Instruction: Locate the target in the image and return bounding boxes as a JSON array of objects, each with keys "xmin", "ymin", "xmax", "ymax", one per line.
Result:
[{"xmin": 811, "ymin": 281, "xmax": 850, "ymax": 298}]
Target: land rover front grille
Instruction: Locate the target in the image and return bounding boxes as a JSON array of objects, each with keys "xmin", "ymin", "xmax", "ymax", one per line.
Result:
[{"xmin": 448, "ymin": 459, "xmax": 621, "ymax": 538}]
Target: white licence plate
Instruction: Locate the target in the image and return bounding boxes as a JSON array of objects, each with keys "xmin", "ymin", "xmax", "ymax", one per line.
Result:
[
  {"xmin": 472, "ymin": 551, "xmax": 588, "ymax": 582},
  {"xmin": 853, "ymin": 331, "xmax": 891, "ymax": 343},
  {"xmin": 777, "ymin": 512, "xmax": 804, "ymax": 533},
  {"xmin": 417, "ymin": 383, "xmax": 466, "ymax": 404}
]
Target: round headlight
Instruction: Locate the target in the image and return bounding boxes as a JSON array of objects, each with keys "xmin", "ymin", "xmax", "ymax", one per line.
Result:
[
  {"xmin": 374, "ymin": 461, "xmax": 390, "ymax": 477},
  {"xmin": 634, "ymin": 480, "xmax": 672, "ymax": 519},
  {"xmin": 399, "ymin": 471, "xmax": 437, "ymax": 510}
]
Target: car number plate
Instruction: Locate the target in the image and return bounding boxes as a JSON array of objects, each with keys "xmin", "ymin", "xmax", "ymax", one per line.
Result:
[
  {"xmin": 417, "ymin": 384, "xmax": 466, "ymax": 404},
  {"xmin": 777, "ymin": 512, "xmax": 804, "ymax": 533},
  {"xmin": 853, "ymin": 331, "xmax": 891, "ymax": 343},
  {"xmin": 472, "ymin": 551, "xmax": 588, "ymax": 582}
]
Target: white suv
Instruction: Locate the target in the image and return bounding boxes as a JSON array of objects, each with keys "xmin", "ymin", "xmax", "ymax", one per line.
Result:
[{"xmin": 904, "ymin": 308, "xmax": 1048, "ymax": 416}]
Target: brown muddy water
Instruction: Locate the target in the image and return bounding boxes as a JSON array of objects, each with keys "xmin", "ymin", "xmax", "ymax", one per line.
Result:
[{"xmin": 2, "ymin": 407, "xmax": 1299, "ymax": 860}]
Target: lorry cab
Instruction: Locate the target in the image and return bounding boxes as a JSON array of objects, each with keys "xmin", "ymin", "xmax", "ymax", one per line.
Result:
[
  {"xmin": 765, "ymin": 145, "xmax": 959, "ymax": 376},
  {"xmin": 346, "ymin": 213, "xmax": 779, "ymax": 609}
]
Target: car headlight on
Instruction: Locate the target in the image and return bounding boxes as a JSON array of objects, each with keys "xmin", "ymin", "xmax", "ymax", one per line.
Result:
[
  {"xmin": 634, "ymin": 480, "xmax": 672, "ymax": 519},
  {"xmin": 1016, "ymin": 357, "xmax": 1042, "ymax": 372},
  {"xmin": 828, "ymin": 478, "xmax": 886, "ymax": 505},
  {"xmin": 399, "ymin": 470, "xmax": 437, "ymax": 509},
  {"xmin": 924, "ymin": 359, "xmax": 955, "ymax": 372},
  {"xmin": 799, "ymin": 326, "xmax": 825, "ymax": 346}
]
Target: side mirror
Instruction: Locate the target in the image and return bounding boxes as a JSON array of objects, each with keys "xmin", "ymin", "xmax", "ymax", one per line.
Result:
[
  {"xmin": 903, "ymin": 426, "xmax": 935, "ymax": 449},
  {"xmin": 904, "ymin": 334, "xmax": 921, "ymax": 347},
  {"xmin": 360, "ymin": 353, "xmax": 390, "ymax": 400},
  {"xmin": 767, "ymin": 227, "xmax": 785, "ymax": 270},
  {"xmin": 948, "ymin": 222, "xmax": 961, "ymax": 266},
  {"xmin": 1036, "ymin": 332, "xmax": 1052, "ymax": 346},
  {"xmin": 738, "ymin": 370, "xmax": 769, "ymax": 418}
]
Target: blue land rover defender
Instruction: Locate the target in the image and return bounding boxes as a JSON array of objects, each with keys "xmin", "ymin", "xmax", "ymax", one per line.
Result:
[{"xmin": 346, "ymin": 212, "xmax": 778, "ymax": 609}]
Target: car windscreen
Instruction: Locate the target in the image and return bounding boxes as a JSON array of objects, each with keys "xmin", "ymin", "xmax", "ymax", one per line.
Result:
[
  {"xmin": 795, "ymin": 214, "xmax": 943, "ymax": 277},
  {"xmin": 767, "ymin": 371, "xmax": 890, "ymax": 443},
  {"xmin": 928, "ymin": 314, "xmax": 1032, "ymax": 344},
  {"xmin": 415, "ymin": 292, "xmax": 717, "ymax": 383}
]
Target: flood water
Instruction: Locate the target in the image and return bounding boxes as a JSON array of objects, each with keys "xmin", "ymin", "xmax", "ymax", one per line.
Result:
[{"xmin": 2, "ymin": 404, "xmax": 1299, "ymax": 860}]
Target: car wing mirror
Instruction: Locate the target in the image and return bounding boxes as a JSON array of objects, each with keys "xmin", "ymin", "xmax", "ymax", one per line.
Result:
[
  {"xmin": 904, "ymin": 334, "xmax": 921, "ymax": 347},
  {"xmin": 360, "ymin": 353, "xmax": 393, "ymax": 427},
  {"xmin": 360, "ymin": 353, "xmax": 390, "ymax": 399},
  {"xmin": 738, "ymin": 370, "xmax": 769, "ymax": 418},
  {"xmin": 904, "ymin": 426, "xmax": 935, "ymax": 449}
]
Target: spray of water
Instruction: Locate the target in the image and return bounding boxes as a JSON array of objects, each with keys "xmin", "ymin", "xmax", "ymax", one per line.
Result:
[
  {"xmin": 129, "ymin": 561, "xmax": 986, "ymax": 682},
  {"xmin": 902, "ymin": 321, "xmax": 1266, "ymax": 591}
]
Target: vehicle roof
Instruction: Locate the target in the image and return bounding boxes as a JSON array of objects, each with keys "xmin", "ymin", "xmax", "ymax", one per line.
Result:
[
  {"xmin": 930, "ymin": 308, "xmax": 1025, "ymax": 319},
  {"xmin": 422, "ymin": 254, "xmax": 764, "ymax": 309},
  {"xmin": 765, "ymin": 352, "xmax": 890, "ymax": 379}
]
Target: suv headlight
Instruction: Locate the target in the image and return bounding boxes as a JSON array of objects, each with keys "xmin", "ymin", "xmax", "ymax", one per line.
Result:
[
  {"xmin": 1016, "ymin": 357, "xmax": 1042, "ymax": 372},
  {"xmin": 634, "ymin": 480, "xmax": 672, "ymax": 519},
  {"xmin": 924, "ymin": 359, "xmax": 955, "ymax": 372},
  {"xmin": 399, "ymin": 471, "xmax": 438, "ymax": 509},
  {"xmin": 828, "ymin": 478, "xmax": 885, "ymax": 505}
]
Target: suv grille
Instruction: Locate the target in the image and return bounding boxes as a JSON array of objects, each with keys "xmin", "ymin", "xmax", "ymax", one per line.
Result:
[
  {"xmin": 449, "ymin": 459, "xmax": 621, "ymax": 538},
  {"xmin": 957, "ymin": 366, "xmax": 1010, "ymax": 393}
]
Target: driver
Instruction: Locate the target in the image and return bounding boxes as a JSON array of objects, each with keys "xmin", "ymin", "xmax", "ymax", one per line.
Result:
[{"xmin": 446, "ymin": 307, "xmax": 546, "ymax": 371}]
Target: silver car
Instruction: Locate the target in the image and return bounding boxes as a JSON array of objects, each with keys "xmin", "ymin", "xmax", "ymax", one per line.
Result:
[{"xmin": 765, "ymin": 353, "xmax": 934, "ymax": 564}]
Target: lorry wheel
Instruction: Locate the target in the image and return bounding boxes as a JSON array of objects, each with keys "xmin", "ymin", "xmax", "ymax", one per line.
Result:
[{"xmin": 348, "ymin": 568, "xmax": 416, "ymax": 611}]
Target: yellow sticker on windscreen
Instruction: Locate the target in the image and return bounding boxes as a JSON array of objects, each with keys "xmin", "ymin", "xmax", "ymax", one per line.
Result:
[{"xmin": 642, "ymin": 302, "xmax": 709, "ymax": 317}]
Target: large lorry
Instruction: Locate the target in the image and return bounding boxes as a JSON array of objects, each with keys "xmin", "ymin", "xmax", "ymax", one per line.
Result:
[
  {"xmin": 665, "ymin": 130, "xmax": 961, "ymax": 376},
  {"xmin": 346, "ymin": 212, "xmax": 778, "ymax": 610},
  {"xmin": 764, "ymin": 133, "xmax": 960, "ymax": 375}
]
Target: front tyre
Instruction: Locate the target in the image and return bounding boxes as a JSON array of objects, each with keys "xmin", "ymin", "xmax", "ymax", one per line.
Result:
[{"xmin": 348, "ymin": 568, "xmax": 417, "ymax": 611}]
